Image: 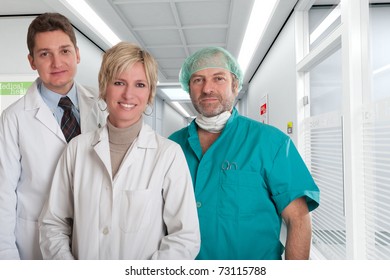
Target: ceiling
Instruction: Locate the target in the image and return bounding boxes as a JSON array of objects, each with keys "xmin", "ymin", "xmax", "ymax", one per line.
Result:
[{"xmin": 0, "ymin": 0, "xmax": 298, "ymax": 118}]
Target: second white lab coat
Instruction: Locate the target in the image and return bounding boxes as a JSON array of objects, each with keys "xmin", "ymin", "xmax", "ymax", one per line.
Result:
[
  {"xmin": 39, "ymin": 123, "xmax": 200, "ymax": 260},
  {"xmin": 0, "ymin": 78, "xmax": 107, "ymax": 260}
]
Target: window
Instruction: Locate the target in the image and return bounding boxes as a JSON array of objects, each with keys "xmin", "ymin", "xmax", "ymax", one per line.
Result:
[
  {"xmin": 296, "ymin": 0, "xmax": 367, "ymax": 259},
  {"xmin": 305, "ymin": 49, "xmax": 345, "ymax": 259},
  {"xmin": 363, "ymin": 3, "xmax": 390, "ymax": 259},
  {"xmin": 309, "ymin": 1, "xmax": 341, "ymax": 50}
]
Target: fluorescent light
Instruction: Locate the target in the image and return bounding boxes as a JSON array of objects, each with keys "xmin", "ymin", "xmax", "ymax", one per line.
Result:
[
  {"xmin": 60, "ymin": 0, "xmax": 121, "ymax": 46},
  {"xmin": 238, "ymin": 0, "xmax": 278, "ymax": 74},
  {"xmin": 310, "ymin": 4, "xmax": 341, "ymax": 44},
  {"xmin": 160, "ymin": 88, "xmax": 190, "ymax": 101},
  {"xmin": 172, "ymin": 101, "xmax": 190, "ymax": 118},
  {"xmin": 373, "ymin": 64, "xmax": 390, "ymax": 76},
  {"xmin": 160, "ymin": 87, "xmax": 193, "ymax": 118}
]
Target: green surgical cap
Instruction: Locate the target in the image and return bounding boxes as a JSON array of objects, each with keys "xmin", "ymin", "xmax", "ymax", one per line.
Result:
[{"xmin": 179, "ymin": 46, "xmax": 243, "ymax": 93}]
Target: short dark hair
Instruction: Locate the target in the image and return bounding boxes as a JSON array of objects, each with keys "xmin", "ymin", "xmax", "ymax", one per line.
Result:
[{"xmin": 27, "ymin": 13, "xmax": 77, "ymax": 56}]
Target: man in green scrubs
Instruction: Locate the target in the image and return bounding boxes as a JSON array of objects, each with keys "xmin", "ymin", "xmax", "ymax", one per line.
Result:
[{"xmin": 169, "ymin": 46, "xmax": 320, "ymax": 260}]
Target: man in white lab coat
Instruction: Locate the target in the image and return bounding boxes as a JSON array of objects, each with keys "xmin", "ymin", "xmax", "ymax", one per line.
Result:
[{"xmin": 0, "ymin": 13, "xmax": 106, "ymax": 259}]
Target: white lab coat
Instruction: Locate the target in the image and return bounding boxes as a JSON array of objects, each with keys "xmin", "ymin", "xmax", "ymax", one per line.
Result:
[
  {"xmin": 0, "ymin": 78, "xmax": 107, "ymax": 260},
  {"xmin": 39, "ymin": 123, "xmax": 200, "ymax": 260}
]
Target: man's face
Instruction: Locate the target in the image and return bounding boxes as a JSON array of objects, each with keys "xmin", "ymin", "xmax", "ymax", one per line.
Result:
[
  {"xmin": 189, "ymin": 68, "xmax": 238, "ymax": 117},
  {"xmin": 28, "ymin": 30, "xmax": 80, "ymax": 95}
]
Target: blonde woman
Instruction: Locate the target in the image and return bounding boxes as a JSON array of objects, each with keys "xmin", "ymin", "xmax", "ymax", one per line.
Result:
[{"xmin": 39, "ymin": 42, "xmax": 200, "ymax": 259}]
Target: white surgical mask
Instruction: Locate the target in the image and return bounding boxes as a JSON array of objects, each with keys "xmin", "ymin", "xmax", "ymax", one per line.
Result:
[{"xmin": 195, "ymin": 111, "xmax": 231, "ymax": 133}]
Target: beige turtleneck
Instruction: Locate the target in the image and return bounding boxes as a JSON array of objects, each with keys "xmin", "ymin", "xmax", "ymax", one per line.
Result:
[{"xmin": 107, "ymin": 117, "xmax": 142, "ymax": 178}]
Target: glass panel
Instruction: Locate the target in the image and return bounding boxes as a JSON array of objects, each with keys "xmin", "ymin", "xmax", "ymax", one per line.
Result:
[
  {"xmin": 305, "ymin": 112, "xmax": 345, "ymax": 260},
  {"xmin": 369, "ymin": 4, "xmax": 390, "ymax": 102},
  {"xmin": 362, "ymin": 99, "xmax": 390, "ymax": 260},
  {"xmin": 307, "ymin": 39, "xmax": 344, "ymax": 259},
  {"xmin": 364, "ymin": 3, "xmax": 390, "ymax": 260},
  {"xmin": 309, "ymin": 48, "xmax": 342, "ymax": 116},
  {"xmin": 309, "ymin": 0, "xmax": 341, "ymax": 50}
]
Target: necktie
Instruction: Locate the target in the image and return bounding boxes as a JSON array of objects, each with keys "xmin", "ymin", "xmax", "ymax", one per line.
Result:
[{"xmin": 58, "ymin": 96, "xmax": 81, "ymax": 142}]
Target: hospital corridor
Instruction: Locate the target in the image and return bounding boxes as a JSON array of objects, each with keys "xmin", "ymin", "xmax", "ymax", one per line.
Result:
[{"xmin": 0, "ymin": 0, "xmax": 389, "ymax": 265}]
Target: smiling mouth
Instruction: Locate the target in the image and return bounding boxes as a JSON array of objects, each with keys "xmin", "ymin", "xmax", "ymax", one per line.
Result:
[{"xmin": 119, "ymin": 102, "xmax": 136, "ymax": 109}]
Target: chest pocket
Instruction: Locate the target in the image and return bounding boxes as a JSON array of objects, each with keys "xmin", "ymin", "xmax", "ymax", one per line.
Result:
[
  {"xmin": 119, "ymin": 188, "xmax": 160, "ymax": 233},
  {"xmin": 218, "ymin": 170, "xmax": 271, "ymax": 219}
]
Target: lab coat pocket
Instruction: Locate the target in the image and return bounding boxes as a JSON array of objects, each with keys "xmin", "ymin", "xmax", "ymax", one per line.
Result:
[{"xmin": 119, "ymin": 188, "xmax": 155, "ymax": 233}]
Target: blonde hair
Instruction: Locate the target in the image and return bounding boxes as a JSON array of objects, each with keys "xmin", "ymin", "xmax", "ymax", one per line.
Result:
[{"xmin": 98, "ymin": 42, "xmax": 158, "ymax": 104}]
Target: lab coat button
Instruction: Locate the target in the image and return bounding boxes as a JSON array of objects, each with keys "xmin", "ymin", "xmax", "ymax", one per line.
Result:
[
  {"xmin": 196, "ymin": 201, "xmax": 202, "ymax": 208},
  {"xmin": 103, "ymin": 227, "xmax": 109, "ymax": 235}
]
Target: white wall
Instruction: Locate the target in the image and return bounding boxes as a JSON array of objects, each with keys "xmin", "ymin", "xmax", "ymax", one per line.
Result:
[
  {"xmin": 142, "ymin": 95, "xmax": 187, "ymax": 137},
  {"xmin": 0, "ymin": 17, "xmax": 36, "ymax": 111},
  {"xmin": 75, "ymin": 32, "xmax": 104, "ymax": 89},
  {"xmin": 247, "ymin": 15, "xmax": 298, "ymax": 144},
  {"xmin": 0, "ymin": 17, "xmax": 35, "ymax": 75},
  {"xmin": 162, "ymin": 103, "xmax": 188, "ymax": 137}
]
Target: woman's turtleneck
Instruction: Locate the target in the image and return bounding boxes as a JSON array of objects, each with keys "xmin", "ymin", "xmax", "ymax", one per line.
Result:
[{"xmin": 107, "ymin": 117, "xmax": 142, "ymax": 178}]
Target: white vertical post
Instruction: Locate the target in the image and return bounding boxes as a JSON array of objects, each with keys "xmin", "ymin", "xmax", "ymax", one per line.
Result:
[
  {"xmin": 341, "ymin": 0, "xmax": 368, "ymax": 259},
  {"xmin": 295, "ymin": 0, "xmax": 311, "ymax": 155}
]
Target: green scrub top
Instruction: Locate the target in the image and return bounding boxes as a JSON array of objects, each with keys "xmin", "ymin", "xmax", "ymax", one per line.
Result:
[{"xmin": 169, "ymin": 108, "xmax": 320, "ymax": 260}]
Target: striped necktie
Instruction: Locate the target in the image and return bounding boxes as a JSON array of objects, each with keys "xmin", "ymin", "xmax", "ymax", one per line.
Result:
[{"xmin": 58, "ymin": 96, "xmax": 81, "ymax": 142}]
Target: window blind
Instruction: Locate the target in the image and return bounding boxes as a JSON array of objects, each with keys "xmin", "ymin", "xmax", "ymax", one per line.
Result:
[
  {"xmin": 362, "ymin": 98, "xmax": 390, "ymax": 259},
  {"xmin": 305, "ymin": 111, "xmax": 346, "ymax": 259}
]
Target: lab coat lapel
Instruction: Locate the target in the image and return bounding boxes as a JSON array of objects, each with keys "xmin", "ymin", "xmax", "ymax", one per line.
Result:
[
  {"xmin": 77, "ymin": 85, "xmax": 96, "ymax": 133},
  {"xmin": 118, "ymin": 123, "xmax": 157, "ymax": 171},
  {"xmin": 92, "ymin": 127, "xmax": 113, "ymax": 179},
  {"xmin": 25, "ymin": 82, "xmax": 66, "ymax": 143}
]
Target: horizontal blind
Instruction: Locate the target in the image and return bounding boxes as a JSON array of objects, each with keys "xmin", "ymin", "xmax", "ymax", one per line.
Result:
[
  {"xmin": 304, "ymin": 111, "xmax": 346, "ymax": 259},
  {"xmin": 363, "ymin": 98, "xmax": 390, "ymax": 259}
]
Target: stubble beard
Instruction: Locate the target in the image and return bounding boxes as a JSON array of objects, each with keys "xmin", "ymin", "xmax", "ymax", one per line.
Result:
[{"xmin": 192, "ymin": 94, "xmax": 235, "ymax": 117}]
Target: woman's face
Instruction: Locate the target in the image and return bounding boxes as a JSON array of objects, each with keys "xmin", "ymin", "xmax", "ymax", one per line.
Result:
[{"xmin": 105, "ymin": 62, "xmax": 150, "ymax": 128}]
